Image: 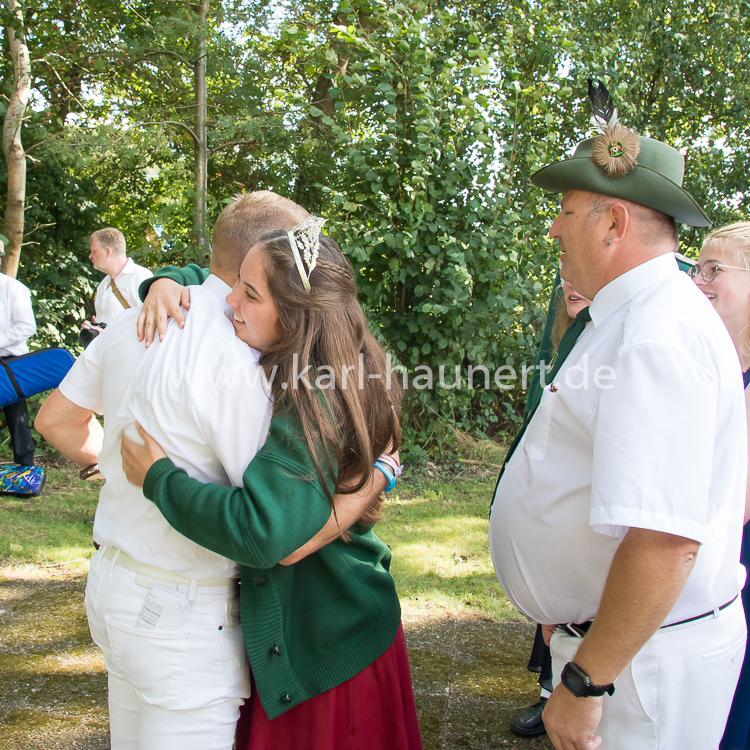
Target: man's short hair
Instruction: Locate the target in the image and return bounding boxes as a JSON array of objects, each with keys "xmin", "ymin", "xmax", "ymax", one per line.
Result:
[
  {"xmin": 90, "ymin": 228, "xmax": 127, "ymax": 255},
  {"xmin": 589, "ymin": 195, "xmax": 678, "ymax": 247},
  {"xmin": 212, "ymin": 191, "xmax": 310, "ymax": 275}
]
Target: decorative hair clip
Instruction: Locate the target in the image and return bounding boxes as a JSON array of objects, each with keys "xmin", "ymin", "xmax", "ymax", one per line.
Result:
[
  {"xmin": 289, "ymin": 216, "xmax": 326, "ymax": 292},
  {"xmin": 588, "ymin": 79, "xmax": 640, "ymax": 178}
]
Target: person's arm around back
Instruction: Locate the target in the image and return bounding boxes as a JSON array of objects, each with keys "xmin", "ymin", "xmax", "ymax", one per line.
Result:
[
  {"xmin": 191, "ymin": 351, "xmax": 393, "ymax": 566},
  {"xmin": 280, "ymin": 467, "xmax": 390, "ymax": 565}
]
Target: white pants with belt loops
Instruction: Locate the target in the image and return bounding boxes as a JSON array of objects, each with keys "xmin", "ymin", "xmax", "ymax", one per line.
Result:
[
  {"xmin": 85, "ymin": 547, "xmax": 249, "ymax": 750},
  {"xmin": 551, "ymin": 597, "xmax": 747, "ymax": 750}
]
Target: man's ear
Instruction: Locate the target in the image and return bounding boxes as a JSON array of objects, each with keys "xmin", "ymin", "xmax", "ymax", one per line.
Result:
[{"xmin": 608, "ymin": 201, "xmax": 630, "ymax": 244}]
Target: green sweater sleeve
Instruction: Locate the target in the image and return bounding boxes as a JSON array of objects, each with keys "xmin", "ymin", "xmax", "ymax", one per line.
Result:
[
  {"xmin": 138, "ymin": 263, "xmax": 211, "ymax": 302},
  {"xmin": 143, "ymin": 412, "xmax": 334, "ymax": 569}
]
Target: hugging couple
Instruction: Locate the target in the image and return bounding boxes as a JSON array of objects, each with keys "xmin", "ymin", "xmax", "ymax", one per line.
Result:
[{"xmin": 36, "ymin": 191, "xmax": 423, "ymax": 750}]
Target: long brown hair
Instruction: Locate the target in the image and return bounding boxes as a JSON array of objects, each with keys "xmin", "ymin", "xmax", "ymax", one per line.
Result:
[{"xmin": 256, "ymin": 230, "xmax": 402, "ymax": 504}]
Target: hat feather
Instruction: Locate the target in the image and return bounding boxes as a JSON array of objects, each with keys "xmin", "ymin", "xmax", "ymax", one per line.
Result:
[{"xmin": 588, "ymin": 78, "xmax": 619, "ymax": 130}]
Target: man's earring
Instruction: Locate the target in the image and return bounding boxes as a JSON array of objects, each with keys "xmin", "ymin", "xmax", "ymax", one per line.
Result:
[{"xmin": 607, "ymin": 238, "xmax": 613, "ymax": 246}]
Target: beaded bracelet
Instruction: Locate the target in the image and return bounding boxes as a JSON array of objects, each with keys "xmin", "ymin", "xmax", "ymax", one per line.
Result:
[{"xmin": 376, "ymin": 452, "xmax": 403, "ymax": 478}]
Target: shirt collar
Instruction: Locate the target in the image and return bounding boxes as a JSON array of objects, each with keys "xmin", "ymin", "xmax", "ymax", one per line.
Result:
[
  {"xmin": 204, "ymin": 274, "xmax": 233, "ymax": 315},
  {"xmin": 107, "ymin": 257, "xmax": 135, "ymax": 284},
  {"xmin": 588, "ymin": 252, "xmax": 680, "ymax": 328}
]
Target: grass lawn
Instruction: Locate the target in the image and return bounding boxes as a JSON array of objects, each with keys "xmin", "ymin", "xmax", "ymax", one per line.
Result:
[
  {"xmin": 0, "ymin": 465, "xmax": 98, "ymax": 570},
  {"xmin": 383, "ymin": 475, "xmax": 524, "ymax": 622},
  {"xmin": 0, "ymin": 460, "xmax": 550, "ymax": 750}
]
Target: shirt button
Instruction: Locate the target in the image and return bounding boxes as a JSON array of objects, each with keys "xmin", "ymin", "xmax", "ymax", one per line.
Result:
[
  {"xmin": 270, "ymin": 644, "xmax": 282, "ymax": 656},
  {"xmin": 253, "ymin": 574, "xmax": 268, "ymax": 587},
  {"xmin": 280, "ymin": 693, "xmax": 292, "ymax": 704}
]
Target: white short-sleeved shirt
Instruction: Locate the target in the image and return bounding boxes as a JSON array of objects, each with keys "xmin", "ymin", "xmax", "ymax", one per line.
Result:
[
  {"xmin": 60, "ymin": 275, "xmax": 273, "ymax": 579},
  {"xmin": 490, "ymin": 253, "xmax": 747, "ymax": 626},
  {"xmin": 0, "ymin": 273, "xmax": 36, "ymax": 357},
  {"xmin": 93, "ymin": 257, "xmax": 152, "ymax": 323}
]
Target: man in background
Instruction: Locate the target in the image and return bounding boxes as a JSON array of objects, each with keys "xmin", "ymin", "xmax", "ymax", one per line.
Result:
[
  {"xmin": 81, "ymin": 227, "xmax": 151, "ymax": 343},
  {"xmin": 0, "ymin": 268, "xmax": 37, "ymax": 466}
]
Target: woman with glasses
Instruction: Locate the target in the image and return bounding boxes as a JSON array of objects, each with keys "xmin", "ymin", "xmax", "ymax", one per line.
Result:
[{"xmin": 692, "ymin": 221, "xmax": 750, "ymax": 750}]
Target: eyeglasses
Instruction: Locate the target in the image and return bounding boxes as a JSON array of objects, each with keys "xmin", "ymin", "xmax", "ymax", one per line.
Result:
[{"xmin": 688, "ymin": 260, "xmax": 750, "ymax": 283}]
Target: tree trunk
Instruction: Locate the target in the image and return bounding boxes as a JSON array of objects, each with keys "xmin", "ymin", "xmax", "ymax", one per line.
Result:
[
  {"xmin": 2, "ymin": 0, "xmax": 31, "ymax": 279},
  {"xmin": 193, "ymin": 0, "xmax": 210, "ymax": 263}
]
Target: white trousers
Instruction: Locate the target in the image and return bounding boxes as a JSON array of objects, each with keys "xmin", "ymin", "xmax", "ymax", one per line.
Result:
[
  {"xmin": 551, "ymin": 598, "xmax": 747, "ymax": 750},
  {"xmin": 85, "ymin": 547, "xmax": 250, "ymax": 750}
]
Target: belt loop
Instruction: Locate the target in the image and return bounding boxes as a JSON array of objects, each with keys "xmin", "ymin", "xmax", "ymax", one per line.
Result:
[
  {"xmin": 712, "ymin": 606, "xmax": 720, "ymax": 619},
  {"xmin": 108, "ymin": 547, "xmax": 120, "ymax": 576},
  {"xmin": 188, "ymin": 579, "xmax": 198, "ymax": 601}
]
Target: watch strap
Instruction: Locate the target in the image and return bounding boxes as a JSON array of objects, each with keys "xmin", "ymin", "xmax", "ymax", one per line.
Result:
[{"xmin": 561, "ymin": 661, "xmax": 615, "ymax": 697}]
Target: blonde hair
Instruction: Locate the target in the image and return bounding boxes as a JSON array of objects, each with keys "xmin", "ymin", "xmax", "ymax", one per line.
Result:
[
  {"xmin": 211, "ymin": 191, "xmax": 310, "ymax": 275},
  {"xmin": 702, "ymin": 221, "xmax": 750, "ymax": 362},
  {"xmin": 90, "ymin": 228, "xmax": 126, "ymax": 255},
  {"xmin": 702, "ymin": 221, "xmax": 750, "ymax": 270}
]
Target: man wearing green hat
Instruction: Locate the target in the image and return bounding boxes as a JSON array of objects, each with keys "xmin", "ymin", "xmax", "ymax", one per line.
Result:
[{"xmin": 489, "ymin": 84, "xmax": 747, "ymax": 750}]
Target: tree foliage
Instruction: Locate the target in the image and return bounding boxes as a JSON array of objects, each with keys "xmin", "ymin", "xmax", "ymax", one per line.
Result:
[{"xmin": 1, "ymin": 0, "xmax": 749, "ymax": 451}]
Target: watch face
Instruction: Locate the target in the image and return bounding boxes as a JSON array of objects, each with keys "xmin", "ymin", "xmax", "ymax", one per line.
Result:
[
  {"xmin": 561, "ymin": 662, "xmax": 614, "ymax": 697},
  {"xmin": 562, "ymin": 662, "xmax": 588, "ymax": 697}
]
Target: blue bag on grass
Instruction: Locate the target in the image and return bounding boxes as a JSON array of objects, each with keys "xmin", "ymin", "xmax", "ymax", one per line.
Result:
[
  {"xmin": 0, "ymin": 348, "xmax": 74, "ymax": 408},
  {"xmin": 0, "ymin": 464, "xmax": 46, "ymax": 497}
]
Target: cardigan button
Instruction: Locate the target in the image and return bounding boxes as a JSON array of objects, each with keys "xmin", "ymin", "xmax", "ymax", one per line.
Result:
[
  {"xmin": 280, "ymin": 693, "xmax": 292, "ymax": 704},
  {"xmin": 270, "ymin": 644, "xmax": 282, "ymax": 656},
  {"xmin": 253, "ymin": 574, "xmax": 268, "ymax": 587}
]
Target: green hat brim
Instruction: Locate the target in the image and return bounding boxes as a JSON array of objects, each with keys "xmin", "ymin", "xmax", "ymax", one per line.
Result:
[{"xmin": 531, "ymin": 157, "xmax": 711, "ymax": 227}]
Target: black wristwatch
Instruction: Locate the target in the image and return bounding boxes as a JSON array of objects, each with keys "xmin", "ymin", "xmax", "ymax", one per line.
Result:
[{"xmin": 561, "ymin": 661, "xmax": 615, "ymax": 697}]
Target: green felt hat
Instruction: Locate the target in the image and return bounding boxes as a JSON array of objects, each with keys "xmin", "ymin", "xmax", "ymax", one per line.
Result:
[{"xmin": 531, "ymin": 135, "xmax": 710, "ymax": 227}]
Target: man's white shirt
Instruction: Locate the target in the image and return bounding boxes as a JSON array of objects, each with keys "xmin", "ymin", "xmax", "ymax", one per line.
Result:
[
  {"xmin": 61, "ymin": 274, "xmax": 273, "ymax": 579},
  {"xmin": 0, "ymin": 272, "xmax": 36, "ymax": 357},
  {"xmin": 93, "ymin": 257, "xmax": 152, "ymax": 323},
  {"xmin": 490, "ymin": 253, "xmax": 747, "ymax": 626}
]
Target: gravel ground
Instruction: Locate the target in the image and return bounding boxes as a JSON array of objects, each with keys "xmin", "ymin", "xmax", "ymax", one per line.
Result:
[{"xmin": 0, "ymin": 567, "xmax": 553, "ymax": 750}]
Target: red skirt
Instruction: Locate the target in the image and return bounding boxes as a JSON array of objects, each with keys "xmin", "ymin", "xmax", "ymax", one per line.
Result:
[{"xmin": 236, "ymin": 626, "xmax": 423, "ymax": 750}]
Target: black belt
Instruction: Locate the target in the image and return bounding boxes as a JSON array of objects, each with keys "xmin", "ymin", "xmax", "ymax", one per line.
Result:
[{"xmin": 558, "ymin": 595, "xmax": 739, "ymax": 638}]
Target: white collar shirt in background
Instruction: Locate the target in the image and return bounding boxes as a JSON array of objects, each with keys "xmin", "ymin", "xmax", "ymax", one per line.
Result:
[
  {"xmin": 0, "ymin": 272, "xmax": 37, "ymax": 357},
  {"xmin": 60, "ymin": 274, "xmax": 273, "ymax": 579},
  {"xmin": 490, "ymin": 253, "xmax": 747, "ymax": 626},
  {"xmin": 93, "ymin": 257, "xmax": 152, "ymax": 323}
]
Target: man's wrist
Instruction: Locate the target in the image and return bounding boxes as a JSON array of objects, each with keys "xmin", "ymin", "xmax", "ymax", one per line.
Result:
[{"xmin": 561, "ymin": 661, "xmax": 615, "ymax": 698}]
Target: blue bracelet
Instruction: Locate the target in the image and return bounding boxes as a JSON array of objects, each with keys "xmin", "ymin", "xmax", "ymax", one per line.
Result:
[{"xmin": 374, "ymin": 460, "xmax": 397, "ymax": 492}]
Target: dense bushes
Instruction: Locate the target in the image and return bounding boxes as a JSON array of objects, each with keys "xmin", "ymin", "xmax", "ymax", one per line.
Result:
[{"xmin": 2, "ymin": 0, "xmax": 749, "ymax": 455}]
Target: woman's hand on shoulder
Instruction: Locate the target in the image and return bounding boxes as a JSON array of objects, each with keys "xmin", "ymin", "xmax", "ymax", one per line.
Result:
[{"xmin": 137, "ymin": 278, "xmax": 191, "ymax": 346}]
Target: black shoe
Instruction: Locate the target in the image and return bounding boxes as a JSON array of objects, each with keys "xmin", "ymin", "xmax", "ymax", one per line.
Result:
[{"xmin": 510, "ymin": 697, "xmax": 547, "ymax": 737}]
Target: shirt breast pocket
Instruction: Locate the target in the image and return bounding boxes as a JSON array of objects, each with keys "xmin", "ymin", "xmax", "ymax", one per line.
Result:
[{"xmin": 523, "ymin": 383, "xmax": 559, "ymax": 462}]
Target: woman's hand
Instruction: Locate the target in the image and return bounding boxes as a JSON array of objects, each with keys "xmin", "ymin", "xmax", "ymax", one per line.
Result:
[
  {"xmin": 121, "ymin": 422, "xmax": 167, "ymax": 487},
  {"xmin": 137, "ymin": 278, "xmax": 191, "ymax": 346}
]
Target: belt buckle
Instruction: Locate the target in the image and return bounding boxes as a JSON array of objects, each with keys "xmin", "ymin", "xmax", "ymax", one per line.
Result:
[{"xmin": 559, "ymin": 622, "xmax": 587, "ymax": 638}]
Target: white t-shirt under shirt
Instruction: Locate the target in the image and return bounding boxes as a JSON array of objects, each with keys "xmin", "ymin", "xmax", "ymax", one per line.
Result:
[
  {"xmin": 93, "ymin": 257, "xmax": 152, "ymax": 323},
  {"xmin": 60, "ymin": 275, "xmax": 273, "ymax": 579},
  {"xmin": 490, "ymin": 253, "xmax": 747, "ymax": 626}
]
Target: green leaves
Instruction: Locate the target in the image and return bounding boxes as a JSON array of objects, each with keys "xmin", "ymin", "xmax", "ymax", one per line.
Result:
[{"xmin": 4, "ymin": 0, "xmax": 750, "ymax": 453}]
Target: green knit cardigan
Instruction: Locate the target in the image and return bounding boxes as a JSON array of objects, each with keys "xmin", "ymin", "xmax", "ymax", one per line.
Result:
[{"xmin": 143, "ymin": 411, "xmax": 402, "ymax": 719}]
